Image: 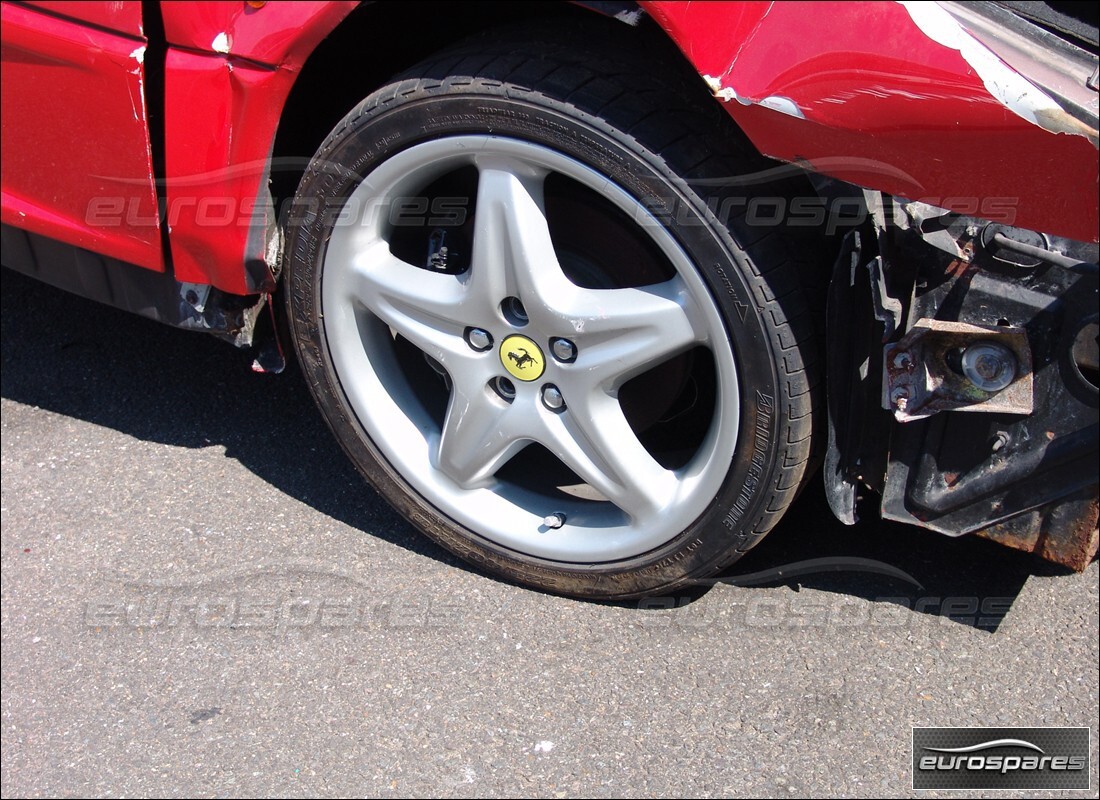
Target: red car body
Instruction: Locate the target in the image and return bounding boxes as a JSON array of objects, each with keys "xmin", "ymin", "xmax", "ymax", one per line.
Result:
[{"xmin": 3, "ymin": 1, "xmax": 1095, "ymax": 295}]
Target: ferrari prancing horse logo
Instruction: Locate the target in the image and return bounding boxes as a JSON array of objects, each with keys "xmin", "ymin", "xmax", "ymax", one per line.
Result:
[{"xmin": 500, "ymin": 335, "xmax": 545, "ymax": 381}]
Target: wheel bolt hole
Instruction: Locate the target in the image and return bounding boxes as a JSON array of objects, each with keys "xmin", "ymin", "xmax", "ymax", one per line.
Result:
[
  {"xmin": 501, "ymin": 297, "xmax": 528, "ymax": 327},
  {"xmin": 490, "ymin": 376, "xmax": 516, "ymax": 403}
]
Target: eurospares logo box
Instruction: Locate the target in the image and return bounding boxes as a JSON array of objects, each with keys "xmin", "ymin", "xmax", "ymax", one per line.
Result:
[{"xmin": 912, "ymin": 727, "xmax": 1090, "ymax": 790}]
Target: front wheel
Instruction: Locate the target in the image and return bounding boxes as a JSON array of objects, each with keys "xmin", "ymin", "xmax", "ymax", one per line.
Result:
[{"xmin": 285, "ymin": 28, "xmax": 821, "ymax": 598}]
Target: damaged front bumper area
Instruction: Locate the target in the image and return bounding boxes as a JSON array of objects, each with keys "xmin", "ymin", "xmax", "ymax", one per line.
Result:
[{"xmin": 825, "ymin": 196, "xmax": 1099, "ymax": 571}]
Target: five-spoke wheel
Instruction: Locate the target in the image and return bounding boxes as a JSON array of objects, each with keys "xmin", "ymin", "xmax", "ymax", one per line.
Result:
[{"xmin": 286, "ymin": 27, "xmax": 820, "ymax": 597}]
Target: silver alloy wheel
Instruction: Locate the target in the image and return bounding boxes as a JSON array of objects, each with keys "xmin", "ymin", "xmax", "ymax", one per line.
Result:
[{"xmin": 321, "ymin": 136, "xmax": 739, "ymax": 562}]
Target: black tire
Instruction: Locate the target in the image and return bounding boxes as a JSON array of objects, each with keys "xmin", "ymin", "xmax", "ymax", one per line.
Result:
[{"xmin": 285, "ymin": 23, "xmax": 822, "ymax": 599}]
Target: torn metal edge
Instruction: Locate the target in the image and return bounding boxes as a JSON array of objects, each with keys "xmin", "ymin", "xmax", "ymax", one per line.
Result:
[{"xmin": 898, "ymin": 0, "xmax": 1095, "ymax": 143}]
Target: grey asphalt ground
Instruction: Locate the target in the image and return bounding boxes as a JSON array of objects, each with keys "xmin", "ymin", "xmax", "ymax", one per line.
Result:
[{"xmin": 2, "ymin": 267, "xmax": 1097, "ymax": 798}]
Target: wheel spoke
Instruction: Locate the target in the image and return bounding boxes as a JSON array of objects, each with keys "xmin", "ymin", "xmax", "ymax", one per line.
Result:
[
  {"xmin": 346, "ymin": 242, "xmax": 469, "ymax": 359},
  {"xmin": 435, "ymin": 385, "xmax": 527, "ymax": 489},
  {"xmin": 568, "ymin": 278, "xmax": 706, "ymax": 390},
  {"xmin": 467, "ymin": 160, "xmax": 573, "ymax": 320},
  {"xmin": 541, "ymin": 391, "xmax": 679, "ymax": 520}
]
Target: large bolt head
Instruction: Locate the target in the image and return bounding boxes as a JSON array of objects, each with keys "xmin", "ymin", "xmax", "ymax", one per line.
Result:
[{"xmin": 961, "ymin": 342, "xmax": 1016, "ymax": 393}]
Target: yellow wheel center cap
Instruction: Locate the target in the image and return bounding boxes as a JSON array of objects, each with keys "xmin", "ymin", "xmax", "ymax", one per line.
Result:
[{"xmin": 500, "ymin": 335, "xmax": 545, "ymax": 381}]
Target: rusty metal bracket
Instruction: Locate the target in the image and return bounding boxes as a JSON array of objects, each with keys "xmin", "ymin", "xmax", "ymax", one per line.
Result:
[
  {"xmin": 883, "ymin": 318, "xmax": 1033, "ymax": 422},
  {"xmin": 975, "ymin": 490, "xmax": 1099, "ymax": 572}
]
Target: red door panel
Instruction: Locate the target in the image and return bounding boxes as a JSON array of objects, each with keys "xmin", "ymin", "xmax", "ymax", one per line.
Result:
[
  {"xmin": 0, "ymin": 1, "xmax": 163, "ymax": 271},
  {"xmin": 21, "ymin": 1, "xmax": 143, "ymax": 37}
]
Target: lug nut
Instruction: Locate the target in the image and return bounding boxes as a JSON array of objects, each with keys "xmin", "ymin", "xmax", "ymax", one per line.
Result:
[
  {"xmin": 542, "ymin": 385, "xmax": 565, "ymax": 411},
  {"xmin": 466, "ymin": 327, "xmax": 493, "ymax": 352},
  {"xmin": 543, "ymin": 513, "xmax": 566, "ymax": 529},
  {"xmin": 551, "ymin": 338, "xmax": 577, "ymax": 363}
]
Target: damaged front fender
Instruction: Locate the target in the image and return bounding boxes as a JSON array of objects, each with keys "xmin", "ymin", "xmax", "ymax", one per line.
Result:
[
  {"xmin": 159, "ymin": 1, "xmax": 358, "ymax": 296},
  {"xmin": 643, "ymin": 0, "xmax": 1099, "ymax": 244}
]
